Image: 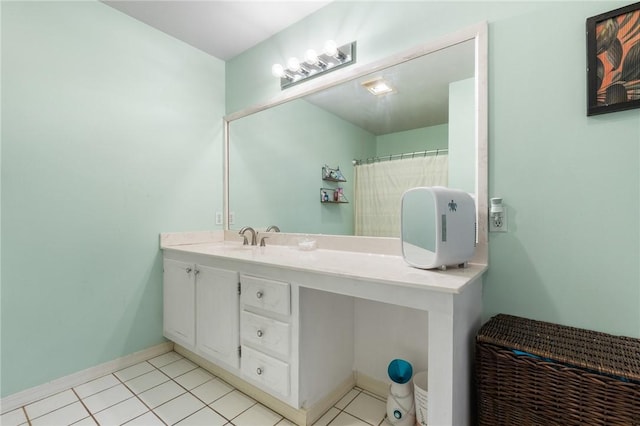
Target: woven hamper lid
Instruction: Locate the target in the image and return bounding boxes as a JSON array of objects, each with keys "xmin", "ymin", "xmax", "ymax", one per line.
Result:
[{"xmin": 477, "ymin": 314, "xmax": 640, "ymax": 382}]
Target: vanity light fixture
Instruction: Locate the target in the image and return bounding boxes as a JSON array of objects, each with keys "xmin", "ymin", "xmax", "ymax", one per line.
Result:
[
  {"xmin": 361, "ymin": 78, "xmax": 395, "ymax": 96},
  {"xmin": 272, "ymin": 40, "xmax": 356, "ymax": 90}
]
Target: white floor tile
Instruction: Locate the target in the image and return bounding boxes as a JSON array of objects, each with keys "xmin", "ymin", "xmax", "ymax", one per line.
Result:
[
  {"xmin": 74, "ymin": 374, "xmax": 120, "ymax": 399},
  {"xmin": 159, "ymin": 358, "xmax": 197, "ymax": 378},
  {"xmin": 115, "ymin": 361, "xmax": 155, "ymax": 382},
  {"xmin": 173, "ymin": 368, "xmax": 213, "ymax": 390},
  {"xmin": 148, "ymin": 351, "xmax": 183, "ymax": 368},
  {"xmin": 232, "ymin": 403, "xmax": 283, "ymax": 426},
  {"xmin": 93, "ymin": 397, "xmax": 148, "ymax": 425},
  {"xmin": 334, "ymin": 389, "xmax": 360, "ymax": 410},
  {"xmin": 327, "ymin": 412, "xmax": 371, "ymax": 426},
  {"xmin": 175, "ymin": 407, "xmax": 227, "ymax": 426},
  {"xmin": 25, "ymin": 389, "xmax": 78, "ymax": 420},
  {"xmin": 82, "ymin": 383, "xmax": 135, "ymax": 414},
  {"xmin": 71, "ymin": 416, "xmax": 98, "ymax": 425},
  {"xmin": 123, "ymin": 411, "xmax": 165, "ymax": 426},
  {"xmin": 209, "ymin": 390, "xmax": 255, "ymax": 420},
  {"xmin": 125, "ymin": 369, "xmax": 170, "ymax": 394},
  {"xmin": 312, "ymin": 408, "xmax": 340, "ymax": 426},
  {"xmin": 276, "ymin": 418, "xmax": 297, "ymax": 426},
  {"xmin": 137, "ymin": 380, "xmax": 185, "ymax": 409},
  {"xmin": 0, "ymin": 408, "xmax": 28, "ymax": 426},
  {"xmin": 154, "ymin": 393, "xmax": 205, "ymax": 425},
  {"xmin": 190, "ymin": 378, "xmax": 233, "ymax": 404},
  {"xmin": 30, "ymin": 401, "xmax": 89, "ymax": 426},
  {"xmin": 343, "ymin": 392, "xmax": 386, "ymax": 425}
]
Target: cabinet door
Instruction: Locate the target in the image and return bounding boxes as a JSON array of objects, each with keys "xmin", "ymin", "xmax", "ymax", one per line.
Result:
[
  {"xmin": 196, "ymin": 265, "xmax": 240, "ymax": 369},
  {"xmin": 163, "ymin": 258, "xmax": 195, "ymax": 348}
]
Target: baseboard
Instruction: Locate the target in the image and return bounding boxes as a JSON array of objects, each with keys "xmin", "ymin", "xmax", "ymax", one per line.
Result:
[
  {"xmin": 0, "ymin": 342, "xmax": 174, "ymax": 413},
  {"xmin": 306, "ymin": 374, "xmax": 356, "ymax": 424},
  {"xmin": 355, "ymin": 371, "xmax": 388, "ymax": 400}
]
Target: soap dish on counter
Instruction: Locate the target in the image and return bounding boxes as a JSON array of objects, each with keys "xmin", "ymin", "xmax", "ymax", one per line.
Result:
[{"xmin": 297, "ymin": 238, "xmax": 317, "ymax": 251}]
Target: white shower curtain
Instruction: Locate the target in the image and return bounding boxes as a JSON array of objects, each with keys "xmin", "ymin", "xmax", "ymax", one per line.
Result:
[{"xmin": 354, "ymin": 155, "xmax": 448, "ymax": 237}]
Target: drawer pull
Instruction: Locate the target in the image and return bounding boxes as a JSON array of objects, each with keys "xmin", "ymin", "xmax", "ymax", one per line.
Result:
[
  {"xmin": 256, "ymin": 329, "xmax": 264, "ymax": 338},
  {"xmin": 256, "ymin": 290, "xmax": 263, "ymax": 299},
  {"xmin": 256, "ymin": 367, "xmax": 263, "ymax": 375}
]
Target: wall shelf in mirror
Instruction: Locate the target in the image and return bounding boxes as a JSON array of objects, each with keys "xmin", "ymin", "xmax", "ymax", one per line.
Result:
[
  {"xmin": 322, "ymin": 165, "xmax": 346, "ymax": 182},
  {"xmin": 320, "ymin": 188, "xmax": 349, "ymax": 204}
]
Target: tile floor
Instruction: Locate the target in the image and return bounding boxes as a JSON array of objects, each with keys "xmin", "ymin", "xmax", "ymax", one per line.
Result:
[{"xmin": 1, "ymin": 351, "xmax": 390, "ymax": 426}]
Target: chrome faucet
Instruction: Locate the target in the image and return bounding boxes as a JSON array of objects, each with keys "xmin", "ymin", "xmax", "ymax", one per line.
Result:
[
  {"xmin": 239, "ymin": 226, "xmax": 257, "ymax": 246},
  {"xmin": 266, "ymin": 225, "xmax": 280, "ymax": 232}
]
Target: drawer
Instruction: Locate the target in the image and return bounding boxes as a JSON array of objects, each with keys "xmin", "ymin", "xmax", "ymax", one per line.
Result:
[
  {"xmin": 241, "ymin": 275, "xmax": 290, "ymax": 316},
  {"xmin": 241, "ymin": 311, "xmax": 290, "ymax": 358},
  {"xmin": 241, "ymin": 345, "xmax": 290, "ymax": 397}
]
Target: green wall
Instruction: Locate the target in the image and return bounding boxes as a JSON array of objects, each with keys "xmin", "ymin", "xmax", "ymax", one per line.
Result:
[
  {"xmin": 227, "ymin": 1, "xmax": 640, "ymax": 338},
  {"xmin": 1, "ymin": 1, "xmax": 225, "ymax": 396}
]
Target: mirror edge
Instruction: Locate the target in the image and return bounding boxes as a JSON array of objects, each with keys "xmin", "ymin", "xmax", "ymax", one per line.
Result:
[{"xmin": 223, "ymin": 21, "xmax": 488, "ymax": 266}]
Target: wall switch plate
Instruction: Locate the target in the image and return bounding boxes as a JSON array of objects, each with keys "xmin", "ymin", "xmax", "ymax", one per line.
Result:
[
  {"xmin": 229, "ymin": 212, "xmax": 235, "ymax": 225},
  {"xmin": 489, "ymin": 207, "xmax": 508, "ymax": 232},
  {"xmin": 215, "ymin": 212, "xmax": 223, "ymax": 225}
]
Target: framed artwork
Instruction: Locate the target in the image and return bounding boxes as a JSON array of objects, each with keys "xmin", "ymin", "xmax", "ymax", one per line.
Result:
[{"xmin": 586, "ymin": 2, "xmax": 640, "ymax": 116}]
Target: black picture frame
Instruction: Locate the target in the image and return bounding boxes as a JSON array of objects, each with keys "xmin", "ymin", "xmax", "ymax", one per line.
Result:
[{"xmin": 586, "ymin": 2, "xmax": 640, "ymax": 116}]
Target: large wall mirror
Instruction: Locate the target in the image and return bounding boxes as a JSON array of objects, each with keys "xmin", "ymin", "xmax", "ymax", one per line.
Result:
[{"xmin": 224, "ymin": 22, "xmax": 488, "ymax": 263}]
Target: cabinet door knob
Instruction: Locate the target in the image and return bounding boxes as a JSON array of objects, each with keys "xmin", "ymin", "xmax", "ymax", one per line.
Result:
[
  {"xmin": 256, "ymin": 290, "xmax": 263, "ymax": 299},
  {"xmin": 256, "ymin": 367, "xmax": 263, "ymax": 375},
  {"xmin": 194, "ymin": 269, "xmax": 200, "ymax": 275},
  {"xmin": 256, "ymin": 329, "xmax": 263, "ymax": 338},
  {"xmin": 185, "ymin": 267, "xmax": 193, "ymax": 274}
]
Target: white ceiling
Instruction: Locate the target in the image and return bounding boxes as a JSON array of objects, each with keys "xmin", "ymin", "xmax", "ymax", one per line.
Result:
[
  {"xmin": 305, "ymin": 39, "xmax": 475, "ymax": 135},
  {"xmin": 102, "ymin": 0, "xmax": 332, "ymax": 60}
]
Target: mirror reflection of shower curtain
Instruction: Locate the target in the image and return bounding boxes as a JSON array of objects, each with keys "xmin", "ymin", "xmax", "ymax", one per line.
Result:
[{"xmin": 354, "ymin": 155, "xmax": 448, "ymax": 237}]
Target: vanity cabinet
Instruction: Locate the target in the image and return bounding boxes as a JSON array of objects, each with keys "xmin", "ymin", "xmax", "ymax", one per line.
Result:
[
  {"xmin": 163, "ymin": 259, "xmax": 196, "ymax": 348},
  {"xmin": 240, "ymin": 274, "xmax": 293, "ymax": 399},
  {"xmin": 162, "ymin": 258, "xmax": 240, "ymax": 369},
  {"xmin": 195, "ymin": 266, "xmax": 240, "ymax": 369},
  {"xmin": 161, "ymin": 238, "xmax": 485, "ymax": 426}
]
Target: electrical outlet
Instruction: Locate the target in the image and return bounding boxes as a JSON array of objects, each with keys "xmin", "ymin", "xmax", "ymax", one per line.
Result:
[
  {"xmin": 215, "ymin": 212, "xmax": 223, "ymax": 225},
  {"xmin": 489, "ymin": 207, "xmax": 508, "ymax": 232}
]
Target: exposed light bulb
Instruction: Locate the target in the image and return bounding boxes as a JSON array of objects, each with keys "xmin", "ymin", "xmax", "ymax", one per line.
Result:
[
  {"xmin": 271, "ymin": 63, "xmax": 285, "ymax": 78},
  {"xmin": 287, "ymin": 57, "xmax": 301, "ymax": 72},
  {"xmin": 305, "ymin": 49, "xmax": 319, "ymax": 65},
  {"xmin": 323, "ymin": 40, "xmax": 338, "ymax": 57}
]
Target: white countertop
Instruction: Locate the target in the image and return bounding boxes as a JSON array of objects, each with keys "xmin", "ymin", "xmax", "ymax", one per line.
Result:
[{"xmin": 161, "ymin": 235, "xmax": 486, "ymax": 294}]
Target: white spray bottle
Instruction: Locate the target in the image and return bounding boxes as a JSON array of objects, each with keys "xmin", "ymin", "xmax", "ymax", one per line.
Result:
[{"xmin": 386, "ymin": 359, "xmax": 416, "ymax": 426}]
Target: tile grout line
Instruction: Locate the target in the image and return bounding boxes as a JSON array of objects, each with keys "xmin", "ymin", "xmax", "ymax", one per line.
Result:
[
  {"xmin": 21, "ymin": 406, "xmax": 31, "ymax": 426},
  {"xmin": 70, "ymin": 387, "xmax": 99, "ymax": 426},
  {"xmin": 21, "ymin": 390, "xmax": 79, "ymax": 424},
  {"xmin": 113, "ymin": 365, "xmax": 168, "ymax": 426}
]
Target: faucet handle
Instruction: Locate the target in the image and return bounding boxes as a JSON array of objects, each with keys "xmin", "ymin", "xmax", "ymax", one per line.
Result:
[
  {"xmin": 242, "ymin": 235, "xmax": 249, "ymax": 245},
  {"xmin": 259, "ymin": 236, "xmax": 269, "ymax": 247}
]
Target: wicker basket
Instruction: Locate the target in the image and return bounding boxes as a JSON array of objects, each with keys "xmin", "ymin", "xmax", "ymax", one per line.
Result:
[{"xmin": 476, "ymin": 314, "xmax": 640, "ymax": 426}]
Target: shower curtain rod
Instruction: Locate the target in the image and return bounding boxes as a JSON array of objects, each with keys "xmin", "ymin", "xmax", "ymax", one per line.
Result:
[{"xmin": 352, "ymin": 148, "xmax": 447, "ymax": 166}]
